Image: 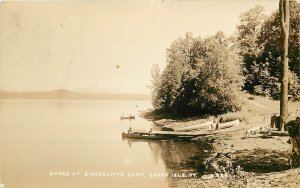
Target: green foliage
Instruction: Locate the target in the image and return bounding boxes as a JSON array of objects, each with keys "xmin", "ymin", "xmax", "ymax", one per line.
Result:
[
  {"xmin": 151, "ymin": 1, "xmax": 300, "ymax": 117},
  {"xmin": 236, "ymin": 0, "xmax": 300, "ymax": 100},
  {"xmin": 258, "ymin": 0, "xmax": 300, "ymax": 76},
  {"xmin": 236, "ymin": 5, "xmax": 267, "ymax": 92},
  {"xmin": 151, "ymin": 32, "xmax": 244, "ymax": 116},
  {"xmin": 149, "ymin": 64, "xmax": 163, "ymax": 109}
]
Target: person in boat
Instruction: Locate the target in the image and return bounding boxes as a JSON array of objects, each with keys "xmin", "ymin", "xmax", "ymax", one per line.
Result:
[
  {"xmin": 128, "ymin": 127, "xmax": 133, "ymax": 134},
  {"xmin": 149, "ymin": 128, "xmax": 153, "ymax": 136}
]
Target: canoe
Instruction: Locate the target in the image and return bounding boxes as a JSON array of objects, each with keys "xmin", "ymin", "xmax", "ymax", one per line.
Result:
[
  {"xmin": 173, "ymin": 121, "xmax": 214, "ymax": 132},
  {"xmin": 120, "ymin": 115, "xmax": 135, "ymax": 120},
  {"xmin": 122, "ymin": 132, "xmax": 195, "ymax": 140},
  {"xmin": 121, "ymin": 119, "xmax": 240, "ymax": 141},
  {"xmin": 130, "ymin": 130, "xmax": 204, "ymax": 136},
  {"xmin": 173, "ymin": 119, "xmax": 239, "ymax": 132},
  {"xmin": 217, "ymin": 119, "xmax": 240, "ymax": 129}
]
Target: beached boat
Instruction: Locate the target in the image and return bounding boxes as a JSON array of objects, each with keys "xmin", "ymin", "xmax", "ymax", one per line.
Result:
[
  {"xmin": 173, "ymin": 120, "xmax": 214, "ymax": 132},
  {"xmin": 120, "ymin": 115, "xmax": 135, "ymax": 120},
  {"xmin": 217, "ymin": 119, "xmax": 240, "ymax": 129},
  {"xmin": 173, "ymin": 119, "xmax": 239, "ymax": 132}
]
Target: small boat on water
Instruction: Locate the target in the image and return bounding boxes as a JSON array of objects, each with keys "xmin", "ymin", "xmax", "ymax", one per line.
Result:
[
  {"xmin": 120, "ymin": 115, "xmax": 135, "ymax": 120},
  {"xmin": 122, "ymin": 132, "xmax": 195, "ymax": 140},
  {"xmin": 121, "ymin": 119, "xmax": 240, "ymax": 141},
  {"xmin": 122, "ymin": 127, "xmax": 208, "ymax": 141}
]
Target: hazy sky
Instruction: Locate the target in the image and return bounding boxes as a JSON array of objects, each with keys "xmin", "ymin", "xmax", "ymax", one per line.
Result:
[{"xmin": 0, "ymin": 0, "xmax": 278, "ymax": 94}]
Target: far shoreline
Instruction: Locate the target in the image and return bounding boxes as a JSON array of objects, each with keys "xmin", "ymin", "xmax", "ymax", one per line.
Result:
[{"xmin": 0, "ymin": 89, "xmax": 151, "ymax": 101}]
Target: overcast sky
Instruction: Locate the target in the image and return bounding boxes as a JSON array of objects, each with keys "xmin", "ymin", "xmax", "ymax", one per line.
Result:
[{"xmin": 0, "ymin": 0, "xmax": 278, "ymax": 94}]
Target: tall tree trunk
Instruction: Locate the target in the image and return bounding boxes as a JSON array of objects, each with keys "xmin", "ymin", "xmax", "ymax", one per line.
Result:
[{"xmin": 279, "ymin": 0, "xmax": 289, "ymax": 131}]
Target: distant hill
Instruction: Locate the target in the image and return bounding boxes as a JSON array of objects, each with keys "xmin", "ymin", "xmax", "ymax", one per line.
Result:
[{"xmin": 0, "ymin": 89, "xmax": 151, "ymax": 100}]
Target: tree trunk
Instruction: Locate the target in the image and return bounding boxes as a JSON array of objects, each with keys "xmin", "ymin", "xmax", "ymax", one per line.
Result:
[{"xmin": 279, "ymin": 0, "xmax": 289, "ymax": 131}]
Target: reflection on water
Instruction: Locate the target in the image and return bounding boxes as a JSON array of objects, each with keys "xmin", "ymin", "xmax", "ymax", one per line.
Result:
[
  {"xmin": 124, "ymin": 139, "xmax": 212, "ymax": 187},
  {"xmin": 0, "ymin": 100, "xmax": 211, "ymax": 188}
]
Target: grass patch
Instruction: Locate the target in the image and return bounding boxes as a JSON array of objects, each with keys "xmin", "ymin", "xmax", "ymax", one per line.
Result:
[{"xmin": 142, "ymin": 94, "xmax": 300, "ymax": 123}]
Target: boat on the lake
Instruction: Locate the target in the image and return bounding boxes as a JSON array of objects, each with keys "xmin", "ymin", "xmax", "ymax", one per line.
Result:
[
  {"xmin": 122, "ymin": 132, "xmax": 195, "ymax": 140},
  {"xmin": 122, "ymin": 127, "xmax": 209, "ymax": 141},
  {"xmin": 122, "ymin": 119, "xmax": 240, "ymax": 141},
  {"xmin": 120, "ymin": 114, "xmax": 135, "ymax": 120}
]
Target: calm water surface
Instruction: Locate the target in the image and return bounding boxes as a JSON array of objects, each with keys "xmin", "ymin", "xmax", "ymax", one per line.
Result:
[{"xmin": 0, "ymin": 100, "xmax": 210, "ymax": 188}]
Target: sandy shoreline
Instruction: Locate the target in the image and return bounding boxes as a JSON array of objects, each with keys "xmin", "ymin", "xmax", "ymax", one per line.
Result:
[{"xmin": 148, "ymin": 97, "xmax": 300, "ymax": 187}]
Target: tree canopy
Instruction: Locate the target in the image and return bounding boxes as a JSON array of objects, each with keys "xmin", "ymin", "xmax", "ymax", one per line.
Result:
[
  {"xmin": 236, "ymin": 0, "xmax": 300, "ymax": 100},
  {"xmin": 150, "ymin": 0, "xmax": 300, "ymax": 117},
  {"xmin": 151, "ymin": 32, "xmax": 244, "ymax": 116}
]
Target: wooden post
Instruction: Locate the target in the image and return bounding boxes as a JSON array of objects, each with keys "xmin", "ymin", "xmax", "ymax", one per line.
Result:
[
  {"xmin": 287, "ymin": 117, "xmax": 300, "ymax": 167},
  {"xmin": 279, "ymin": 0, "xmax": 289, "ymax": 131},
  {"xmin": 270, "ymin": 115, "xmax": 281, "ymax": 130}
]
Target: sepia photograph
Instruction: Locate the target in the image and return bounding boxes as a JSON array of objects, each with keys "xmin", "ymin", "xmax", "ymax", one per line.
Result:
[{"xmin": 0, "ymin": 0, "xmax": 299, "ymax": 187}]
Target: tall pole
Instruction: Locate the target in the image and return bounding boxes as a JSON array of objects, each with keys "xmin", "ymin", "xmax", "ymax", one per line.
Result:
[{"xmin": 279, "ymin": 0, "xmax": 289, "ymax": 131}]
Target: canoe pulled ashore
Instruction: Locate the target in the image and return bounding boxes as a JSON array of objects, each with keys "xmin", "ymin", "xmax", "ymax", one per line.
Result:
[
  {"xmin": 173, "ymin": 119, "xmax": 239, "ymax": 132},
  {"xmin": 173, "ymin": 120, "xmax": 214, "ymax": 132},
  {"xmin": 216, "ymin": 119, "xmax": 240, "ymax": 129}
]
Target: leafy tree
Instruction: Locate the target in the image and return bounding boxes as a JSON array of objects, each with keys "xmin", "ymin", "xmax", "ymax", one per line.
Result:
[
  {"xmin": 258, "ymin": 0, "xmax": 300, "ymax": 76},
  {"xmin": 149, "ymin": 64, "xmax": 163, "ymax": 109},
  {"xmin": 156, "ymin": 32, "xmax": 198, "ymax": 113},
  {"xmin": 236, "ymin": 0, "xmax": 300, "ymax": 100},
  {"xmin": 256, "ymin": 0, "xmax": 300, "ymax": 100},
  {"xmin": 236, "ymin": 5, "xmax": 267, "ymax": 92},
  {"xmin": 151, "ymin": 32, "xmax": 244, "ymax": 116}
]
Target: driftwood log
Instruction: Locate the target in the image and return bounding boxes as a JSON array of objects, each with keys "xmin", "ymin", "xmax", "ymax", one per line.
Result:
[
  {"xmin": 259, "ymin": 130, "xmax": 289, "ymax": 136},
  {"xmin": 246, "ymin": 125, "xmax": 270, "ymax": 137},
  {"xmin": 245, "ymin": 114, "xmax": 297, "ymax": 138}
]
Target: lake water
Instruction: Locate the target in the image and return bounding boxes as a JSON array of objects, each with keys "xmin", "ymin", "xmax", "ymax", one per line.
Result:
[{"xmin": 0, "ymin": 100, "xmax": 211, "ymax": 188}]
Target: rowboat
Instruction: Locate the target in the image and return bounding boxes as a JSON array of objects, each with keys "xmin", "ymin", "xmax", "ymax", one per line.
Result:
[{"xmin": 120, "ymin": 115, "xmax": 135, "ymax": 120}]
